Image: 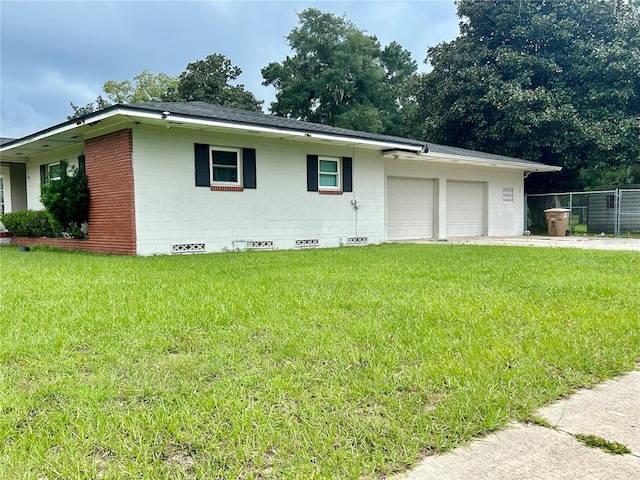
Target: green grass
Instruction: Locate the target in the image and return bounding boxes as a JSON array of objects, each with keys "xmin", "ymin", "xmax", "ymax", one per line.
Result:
[
  {"xmin": 574, "ymin": 434, "xmax": 632, "ymax": 455},
  {"xmin": 1, "ymin": 244, "xmax": 639, "ymax": 479}
]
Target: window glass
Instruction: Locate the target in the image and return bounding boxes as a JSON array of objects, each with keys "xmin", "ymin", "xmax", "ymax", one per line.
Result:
[
  {"xmin": 49, "ymin": 163, "xmax": 63, "ymax": 180},
  {"xmin": 319, "ymin": 160, "xmax": 337, "ymax": 173},
  {"xmin": 211, "ymin": 148, "xmax": 239, "ymax": 184},
  {"xmin": 319, "ymin": 174, "xmax": 337, "ymax": 187},
  {"xmin": 318, "ymin": 157, "xmax": 339, "ymax": 189}
]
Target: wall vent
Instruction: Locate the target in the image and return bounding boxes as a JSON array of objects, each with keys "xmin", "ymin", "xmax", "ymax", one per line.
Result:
[
  {"xmin": 295, "ymin": 238, "xmax": 320, "ymax": 248},
  {"xmin": 247, "ymin": 240, "xmax": 274, "ymax": 250},
  {"xmin": 346, "ymin": 237, "xmax": 368, "ymax": 246},
  {"xmin": 172, "ymin": 243, "xmax": 206, "ymax": 254},
  {"xmin": 502, "ymin": 187, "xmax": 514, "ymax": 203}
]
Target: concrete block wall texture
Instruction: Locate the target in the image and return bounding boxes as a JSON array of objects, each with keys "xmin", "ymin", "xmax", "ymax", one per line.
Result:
[{"xmin": 131, "ymin": 125, "xmax": 385, "ymax": 255}]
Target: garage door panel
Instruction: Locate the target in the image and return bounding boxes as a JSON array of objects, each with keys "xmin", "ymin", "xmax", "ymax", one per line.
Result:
[
  {"xmin": 446, "ymin": 181, "xmax": 484, "ymax": 236},
  {"xmin": 387, "ymin": 177, "xmax": 434, "ymax": 240}
]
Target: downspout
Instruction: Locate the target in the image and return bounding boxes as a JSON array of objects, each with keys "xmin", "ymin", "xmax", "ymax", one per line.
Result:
[{"xmin": 351, "ymin": 146, "xmax": 358, "ymax": 237}]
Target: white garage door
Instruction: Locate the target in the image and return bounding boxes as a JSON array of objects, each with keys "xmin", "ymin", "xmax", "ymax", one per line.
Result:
[
  {"xmin": 446, "ymin": 181, "xmax": 485, "ymax": 236},
  {"xmin": 387, "ymin": 177, "xmax": 434, "ymax": 240}
]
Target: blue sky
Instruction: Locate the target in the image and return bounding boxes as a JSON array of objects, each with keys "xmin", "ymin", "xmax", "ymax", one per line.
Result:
[{"xmin": 0, "ymin": 0, "xmax": 459, "ymax": 138}]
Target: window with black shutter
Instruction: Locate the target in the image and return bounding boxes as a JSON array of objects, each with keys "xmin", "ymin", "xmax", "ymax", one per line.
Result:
[
  {"xmin": 307, "ymin": 155, "xmax": 352, "ymax": 193},
  {"xmin": 194, "ymin": 143, "xmax": 256, "ymax": 190}
]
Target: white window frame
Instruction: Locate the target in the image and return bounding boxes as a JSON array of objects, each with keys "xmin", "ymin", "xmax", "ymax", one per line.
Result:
[
  {"xmin": 318, "ymin": 156, "xmax": 341, "ymax": 191},
  {"xmin": 210, "ymin": 146, "xmax": 241, "ymax": 186}
]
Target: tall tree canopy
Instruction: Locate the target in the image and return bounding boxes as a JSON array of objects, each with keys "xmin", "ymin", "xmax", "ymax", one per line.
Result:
[
  {"xmin": 417, "ymin": 0, "xmax": 640, "ymax": 191},
  {"xmin": 261, "ymin": 8, "xmax": 420, "ymax": 138},
  {"xmin": 175, "ymin": 54, "xmax": 262, "ymax": 112},
  {"xmin": 69, "ymin": 70, "xmax": 178, "ymax": 119},
  {"xmin": 69, "ymin": 55, "xmax": 261, "ymax": 118}
]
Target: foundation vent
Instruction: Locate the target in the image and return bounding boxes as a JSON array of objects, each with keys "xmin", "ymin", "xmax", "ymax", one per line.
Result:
[
  {"xmin": 247, "ymin": 240, "xmax": 274, "ymax": 250},
  {"xmin": 346, "ymin": 237, "xmax": 368, "ymax": 246},
  {"xmin": 172, "ymin": 243, "xmax": 206, "ymax": 254},
  {"xmin": 295, "ymin": 239, "xmax": 320, "ymax": 248}
]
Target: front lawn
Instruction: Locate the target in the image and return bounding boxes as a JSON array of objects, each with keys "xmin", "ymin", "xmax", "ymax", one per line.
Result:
[{"xmin": 1, "ymin": 244, "xmax": 638, "ymax": 479}]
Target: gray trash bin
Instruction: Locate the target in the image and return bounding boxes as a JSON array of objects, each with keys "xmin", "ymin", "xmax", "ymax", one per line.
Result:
[{"xmin": 544, "ymin": 208, "xmax": 571, "ymax": 236}]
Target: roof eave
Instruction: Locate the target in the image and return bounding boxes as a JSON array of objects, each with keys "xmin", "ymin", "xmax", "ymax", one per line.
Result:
[
  {"xmin": 0, "ymin": 105, "xmax": 425, "ymax": 154},
  {"xmin": 382, "ymin": 150, "xmax": 562, "ymax": 172}
]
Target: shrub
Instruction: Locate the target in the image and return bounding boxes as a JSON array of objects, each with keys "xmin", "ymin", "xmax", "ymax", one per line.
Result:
[
  {"xmin": 0, "ymin": 210, "xmax": 61, "ymax": 237},
  {"xmin": 40, "ymin": 161, "xmax": 89, "ymax": 238}
]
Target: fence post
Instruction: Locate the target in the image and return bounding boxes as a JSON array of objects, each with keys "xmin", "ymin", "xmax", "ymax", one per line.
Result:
[
  {"xmin": 524, "ymin": 194, "xmax": 528, "ymax": 233},
  {"xmin": 569, "ymin": 192, "xmax": 573, "ymax": 235},
  {"xmin": 615, "ymin": 189, "xmax": 621, "ymax": 236}
]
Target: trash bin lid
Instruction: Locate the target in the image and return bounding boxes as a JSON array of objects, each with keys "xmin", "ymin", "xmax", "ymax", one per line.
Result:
[{"xmin": 544, "ymin": 208, "xmax": 571, "ymax": 213}]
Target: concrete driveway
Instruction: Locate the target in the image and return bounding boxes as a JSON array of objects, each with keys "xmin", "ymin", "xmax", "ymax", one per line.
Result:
[{"xmin": 404, "ymin": 235, "xmax": 640, "ymax": 251}]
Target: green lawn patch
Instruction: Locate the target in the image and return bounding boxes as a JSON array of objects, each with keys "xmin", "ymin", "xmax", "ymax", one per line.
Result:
[
  {"xmin": 1, "ymin": 244, "xmax": 639, "ymax": 478},
  {"xmin": 574, "ymin": 434, "xmax": 631, "ymax": 455}
]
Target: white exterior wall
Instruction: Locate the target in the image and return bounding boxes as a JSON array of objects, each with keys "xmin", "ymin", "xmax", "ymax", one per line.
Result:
[
  {"xmin": 131, "ymin": 125, "xmax": 386, "ymax": 255},
  {"xmin": 384, "ymin": 159, "xmax": 525, "ymax": 238},
  {"xmin": 23, "ymin": 151, "xmax": 82, "ymax": 211},
  {"xmin": 0, "ymin": 166, "xmax": 11, "ymax": 215}
]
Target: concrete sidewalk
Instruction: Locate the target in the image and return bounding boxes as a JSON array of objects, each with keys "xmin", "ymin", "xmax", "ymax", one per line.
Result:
[{"xmin": 393, "ymin": 370, "xmax": 640, "ymax": 480}]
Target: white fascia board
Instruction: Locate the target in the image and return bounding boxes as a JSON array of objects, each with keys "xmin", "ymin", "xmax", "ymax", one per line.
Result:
[
  {"xmin": 124, "ymin": 109, "xmax": 424, "ymax": 151},
  {"xmin": 428, "ymin": 152, "xmax": 562, "ymax": 172},
  {"xmin": 383, "ymin": 149, "xmax": 561, "ymax": 172},
  {"xmin": 1, "ymin": 106, "xmax": 424, "ymax": 154}
]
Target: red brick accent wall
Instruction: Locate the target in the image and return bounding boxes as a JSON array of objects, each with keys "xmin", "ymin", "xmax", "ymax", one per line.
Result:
[
  {"xmin": 11, "ymin": 129, "xmax": 136, "ymax": 255},
  {"xmin": 12, "ymin": 129, "xmax": 138, "ymax": 255},
  {"xmin": 84, "ymin": 129, "xmax": 136, "ymax": 254}
]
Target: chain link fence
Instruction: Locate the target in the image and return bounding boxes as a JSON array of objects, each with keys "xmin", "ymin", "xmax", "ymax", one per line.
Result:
[{"xmin": 526, "ymin": 189, "xmax": 640, "ymax": 236}]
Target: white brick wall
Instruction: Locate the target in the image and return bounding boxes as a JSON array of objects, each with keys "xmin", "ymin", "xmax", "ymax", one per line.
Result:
[{"xmin": 131, "ymin": 125, "xmax": 386, "ymax": 255}]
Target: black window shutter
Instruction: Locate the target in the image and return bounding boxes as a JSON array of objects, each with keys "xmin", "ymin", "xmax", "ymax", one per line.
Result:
[
  {"xmin": 194, "ymin": 143, "xmax": 210, "ymax": 187},
  {"xmin": 342, "ymin": 157, "xmax": 353, "ymax": 192},
  {"xmin": 307, "ymin": 155, "xmax": 318, "ymax": 192},
  {"xmin": 242, "ymin": 148, "xmax": 257, "ymax": 189},
  {"xmin": 77, "ymin": 155, "xmax": 86, "ymax": 173},
  {"xmin": 40, "ymin": 165, "xmax": 46, "ymax": 184}
]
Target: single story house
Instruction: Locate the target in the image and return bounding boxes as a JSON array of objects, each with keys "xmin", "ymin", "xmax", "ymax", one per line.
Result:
[{"xmin": 0, "ymin": 102, "xmax": 560, "ymax": 255}]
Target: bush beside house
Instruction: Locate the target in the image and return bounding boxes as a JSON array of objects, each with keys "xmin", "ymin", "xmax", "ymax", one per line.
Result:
[
  {"xmin": 0, "ymin": 210, "xmax": 60, "ymax": 238},
  {"xmin": 1, "ymin": 160, "xmax": 89, "ymax": 241}
]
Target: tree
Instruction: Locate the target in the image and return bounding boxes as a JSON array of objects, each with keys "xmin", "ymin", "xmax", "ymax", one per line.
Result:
[
  {"xmin": 69, "ymin": 56, "xmax": 262, "ymax": 118},
  {"xmin": 102, "ymin": 70, "xmax": 178, "ymax": 104},
  {"xmin": 417, "ymin": 0, "xmax": 640, "ymax": 192},
  {"xmin": 68, "ymin": 95, "xmax": 111, "ymax": 119},
  {"xmin": 261, "ymin": 8, "xmax": 420, "ymax": 138},
  {"xmin": 68, "ymin": 70, "xmax": 177, "ymax": 119},
  {"xmin": 175, "ymin": 54, "xmax": 263, "ymax": 112}
]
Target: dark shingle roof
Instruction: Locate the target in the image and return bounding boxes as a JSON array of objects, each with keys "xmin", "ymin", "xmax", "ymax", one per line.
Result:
[
  {"xmin": 126, "ymin": 102, "xmax": 425, "ymax": 149},
  {"xmin": 0, "ymin": 137, "xmax": 16, "ymax": 146},
  {"xmin": 425, "ymin": 142, "xmax": 554, "ymax": 169}
]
